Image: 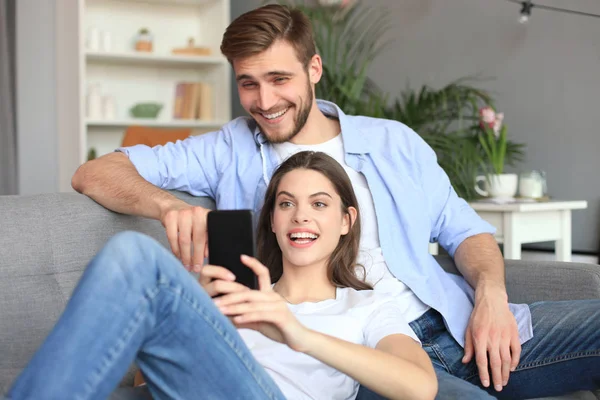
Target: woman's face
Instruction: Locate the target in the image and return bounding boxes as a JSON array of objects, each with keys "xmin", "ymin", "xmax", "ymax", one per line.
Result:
[{"xmin": 271, "ymin": 168, "xmax": 356, "ymax": 270}]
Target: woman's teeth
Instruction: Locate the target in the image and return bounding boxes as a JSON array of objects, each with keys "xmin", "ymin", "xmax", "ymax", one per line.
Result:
[
  {"xmin": 289, "ymin": 232, "xmax": 319, "ymax": 243},
  {"xmin": 263, "ymin": 108, "xmax": 288, "ymax": 120}
]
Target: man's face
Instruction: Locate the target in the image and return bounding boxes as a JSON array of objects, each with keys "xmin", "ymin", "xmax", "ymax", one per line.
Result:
[{"xmin": 233, "ymin": 41, "xmax": 319, "ymax": 144}]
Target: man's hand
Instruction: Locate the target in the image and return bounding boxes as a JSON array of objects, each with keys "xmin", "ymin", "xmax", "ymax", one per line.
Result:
[
  {"xmin": 160, "ymin": 204, "xmax": 210, "ymax": 271},
  {"xmin": 462, "ymin": 284, "xmax": 521, "ymax": 393}
]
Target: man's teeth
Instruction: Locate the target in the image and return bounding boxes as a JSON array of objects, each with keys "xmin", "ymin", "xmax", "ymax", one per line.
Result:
[
  {"xmin": 263, "ymin": 108, "xmax": 288, "ymax": 120},
  {"xmin": 290, "ymin": 232, "xmax": 318, "ymax": 240}
]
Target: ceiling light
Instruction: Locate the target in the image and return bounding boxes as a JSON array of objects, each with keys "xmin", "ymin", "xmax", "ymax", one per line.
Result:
[{"xmin": 519, "ymin": 1, "xmax": 533, "ymax": 23}]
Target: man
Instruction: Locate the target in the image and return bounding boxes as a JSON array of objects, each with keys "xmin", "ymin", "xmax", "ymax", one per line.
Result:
[{"xmin": 72, "ymin": 4, "xmax": 599, "ymax": 399}]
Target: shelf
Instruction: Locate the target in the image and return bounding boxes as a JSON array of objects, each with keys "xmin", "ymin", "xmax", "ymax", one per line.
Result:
[
  {"xmin": 86, "ymin": 118, "xmax": 228, "ymax": 129},
  {"xmin": 117, "ymin": 0, "xmax": 220, "ymax": 5},
  {"xmin": 86, "ymin": 51, "xmax": 227, "ymax": 68}
]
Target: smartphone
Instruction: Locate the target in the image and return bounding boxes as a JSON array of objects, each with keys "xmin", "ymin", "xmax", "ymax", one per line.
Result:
[{"xmin": 207, "ymin": 209, "xmax": 258, "ymax": 290}]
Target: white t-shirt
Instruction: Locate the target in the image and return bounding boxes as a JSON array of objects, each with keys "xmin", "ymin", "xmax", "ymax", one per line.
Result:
[
  {"xmin": 272, "ymin": 135, "xmax": 431, "ymax": 322},
  {"xmin": 239, "ymin": 288, "xmax": 419, "ymax": 400}
]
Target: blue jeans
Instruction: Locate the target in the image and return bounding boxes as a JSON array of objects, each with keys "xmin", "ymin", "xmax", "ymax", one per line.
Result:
[
  {"xmin": 358, "ymin": 302, "xmax": 600, "ymax": 400},
  {"xmin": 6, "ymin": 231, "xmax": 286, "ymax": 400}
]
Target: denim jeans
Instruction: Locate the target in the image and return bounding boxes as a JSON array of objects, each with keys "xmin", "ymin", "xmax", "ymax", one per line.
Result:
[
  {"xmin": 6, "ymin": 231, "xmax": 286, "ymax": 400},
  {"xmin": 358, "ymin": 302, "xmax": 600, "ymax": 400}
]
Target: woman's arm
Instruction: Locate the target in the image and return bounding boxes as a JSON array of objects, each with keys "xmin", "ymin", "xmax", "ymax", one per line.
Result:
[
  {"xmin": 299, "ymin": 331, "xmax": 437, "ymax": 400},
  {"xmin": 215, "ymin": 257, "xmax": 437, "ymax": 400}
]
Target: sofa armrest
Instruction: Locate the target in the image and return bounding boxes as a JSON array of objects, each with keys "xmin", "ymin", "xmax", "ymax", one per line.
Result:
[
  {"xmin": 435, "ymin": 256, "xmax": 600, "ymax": 304},
  {"xmin": 503, "ymin": 259, "xmax": 600, "ymax": 303}
]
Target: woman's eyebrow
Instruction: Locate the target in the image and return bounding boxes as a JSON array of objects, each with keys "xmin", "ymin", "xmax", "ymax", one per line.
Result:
[
  {"xmin": 309, "ymin": 192, "xmax": 332, "ymax": 199},
  {"xmin": 276, "ymin": 191, "xmax": 332, "ymax": 199},
  {"xmin": 276, "ymin": 191, "xmax": 295, "ymax": 199}
]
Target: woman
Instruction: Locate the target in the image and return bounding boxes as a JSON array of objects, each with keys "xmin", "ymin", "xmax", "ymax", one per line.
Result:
[{"xmin": 6, "ymin": 151, "xmax": 436, "ymax": 400}]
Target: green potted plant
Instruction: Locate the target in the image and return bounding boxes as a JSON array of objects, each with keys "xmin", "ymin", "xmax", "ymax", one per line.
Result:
[{"xmin": 474, "ymin": 106, "xmax": 525, "ymax": 199}]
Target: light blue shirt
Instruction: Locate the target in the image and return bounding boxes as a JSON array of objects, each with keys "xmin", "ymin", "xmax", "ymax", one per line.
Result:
[{"xmin": 118, "ymin": 100, "xmax": 533, "ymax": 346}]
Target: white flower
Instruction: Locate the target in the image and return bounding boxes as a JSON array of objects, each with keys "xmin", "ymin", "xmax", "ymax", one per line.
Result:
[
  {"xmin": 493, "ymin": 112, "xmax": 504, "ymax": 138},
  {"xmin": 480, "ymin": 107, "xmax": 496, "ymax": 124}
]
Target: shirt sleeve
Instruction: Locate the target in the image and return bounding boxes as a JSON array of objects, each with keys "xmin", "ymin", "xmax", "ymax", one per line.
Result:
[
  {"xmin": 363, "ymin": 299, "xmax": 420, "ymax": 348},
  {"xmin": 116, "ymin": 129, "xmax": 232, "ymax": 198},
  {"xmin": 412, "ymin": 133, "xmax": 496, "ymax": 257}
]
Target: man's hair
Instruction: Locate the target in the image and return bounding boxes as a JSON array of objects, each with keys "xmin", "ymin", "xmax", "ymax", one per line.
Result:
[
  {"xmin": 256, "ymin": 151, "xmax": 372, "ymax": 291},
  {"xmin": 220, "ymin": 4, "xmax": 317, "ymax": 67}
]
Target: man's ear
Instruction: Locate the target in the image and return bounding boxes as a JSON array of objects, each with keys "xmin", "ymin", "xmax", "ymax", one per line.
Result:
[
  {"xmin": 308, "ymin": 54, "xmax": 322, "ymax": 85},
  {"xmin": 342, "ymin": 206, "xmax": 357, "ymax": 235}
]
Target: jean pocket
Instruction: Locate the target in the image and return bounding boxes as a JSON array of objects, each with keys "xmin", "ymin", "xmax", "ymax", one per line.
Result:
[
  {"xmin": 424, "ymin": 339, "xmax": 480, "ymax": 380},
  {"xmin": 423, "ymin": 343, "xmax": 451, "ymax": 372}
]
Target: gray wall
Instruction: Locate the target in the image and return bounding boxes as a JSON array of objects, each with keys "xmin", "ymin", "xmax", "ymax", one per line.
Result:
[
  {"xmin": 231, "ymin": 0, "xmax": 600, "ymax": 253},
  {"xmin": 230, "ymin": 1, "xmax": 262, "ymax": 118},
  {"xmin": 16, "ymin": 0, "xmax": 58, "ymax": 194},
  {"xmin": 367, "ymin": 0, "xmax": 600, "ymax": 254},
  {"xmin": 15, "ymin": 0, "xmax": 81, "ymax": 195},
  {"xmin": 7, "ymin": 0, "xmax": 15, "ymax": 122}
]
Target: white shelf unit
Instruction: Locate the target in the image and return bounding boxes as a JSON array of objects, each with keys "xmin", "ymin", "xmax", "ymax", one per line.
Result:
[
  {"xmin": 79, "ymin": 0, "xmax": 231, "ymax": 161},
  {"xmin": 86, "ymin": 118, "xmax": 231, "ymax": 128},
  {"xmin": 85, "ymin": 51, "xmax": 228, "ymax": 67}
]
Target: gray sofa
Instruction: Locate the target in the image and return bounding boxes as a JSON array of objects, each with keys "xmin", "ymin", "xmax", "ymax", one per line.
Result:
[{"xmin": 1, "ymin": 191, "xmax": 599, "ymax": 400}]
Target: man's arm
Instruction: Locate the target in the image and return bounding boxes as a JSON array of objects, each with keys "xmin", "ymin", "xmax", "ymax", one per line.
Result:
[
  {"xmin": 410, "ymin": 130, "xmax": 521, "ymax": 394},
  {"xmin": 71, "ymin": 138, "xmax": 221, "ymax": 271},
  {"xmin": 71, "ymin": 152, "xmax": 187, "ymax": 220},
  {"xmin": 453, "ymin": 233, "xmax": 504, "ymax": 289},
  {"xmin": 453, "ymin": 234, "xmax": 521, "ymax": 393}
]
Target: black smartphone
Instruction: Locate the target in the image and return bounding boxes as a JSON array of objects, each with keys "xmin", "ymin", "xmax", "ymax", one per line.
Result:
[{"xmin": 207, "ymin": 209, "xmax": 258, "ymax": 290}]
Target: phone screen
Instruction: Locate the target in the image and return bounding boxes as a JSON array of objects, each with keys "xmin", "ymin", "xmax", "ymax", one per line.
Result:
[{"xmin": 207, "ymin": 210, "xmax": 258, "ymax": 290}]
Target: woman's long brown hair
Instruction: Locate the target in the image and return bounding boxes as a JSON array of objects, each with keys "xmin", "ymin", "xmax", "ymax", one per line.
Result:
[{"xmin": 256, "ymin": 151, "xmax": 372, "ymax": 291}]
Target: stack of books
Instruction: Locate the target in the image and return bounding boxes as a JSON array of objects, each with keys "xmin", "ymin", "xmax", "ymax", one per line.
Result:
[{"xmin": 173, "ymin": 82, "xmax": 213, "ymax": 120}]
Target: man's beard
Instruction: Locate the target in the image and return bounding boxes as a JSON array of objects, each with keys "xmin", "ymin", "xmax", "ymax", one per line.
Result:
[{"xmin": 255, "ymin": 80, "xmax": 313, "ymax": 144}]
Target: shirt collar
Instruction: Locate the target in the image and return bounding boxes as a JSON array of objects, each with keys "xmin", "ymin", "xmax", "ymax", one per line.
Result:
[{"xmin": 251, "ymin": 99, "xmax": 370, "ymax": 154}]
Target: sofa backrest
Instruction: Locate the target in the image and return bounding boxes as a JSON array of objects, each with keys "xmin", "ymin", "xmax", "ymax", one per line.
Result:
[{"xmin": 0, "ymin": 191, "xmax": 214, "ymax": 392}]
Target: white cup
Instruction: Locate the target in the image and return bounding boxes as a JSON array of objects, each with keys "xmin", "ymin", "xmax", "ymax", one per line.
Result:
[{"xmin": 475, "ymin": 174, "xmax": 518, "ymax": 199}]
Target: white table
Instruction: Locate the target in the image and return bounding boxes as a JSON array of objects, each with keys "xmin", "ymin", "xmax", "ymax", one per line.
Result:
[
  {"xmin": 428, "ymin": 200, "xmax": 588, "ymax": 261},
  {"xmin": 470, "ymin": 200, "xmax": 588, "ymax": 261}
]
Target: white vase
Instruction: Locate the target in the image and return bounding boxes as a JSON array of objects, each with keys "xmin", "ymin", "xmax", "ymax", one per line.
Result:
[
  {"xmin": 475, "ymin": 174, "xmax": 518, "ymax": 199},
  {"xmin": 86, "ymin": 27, "xmax": 100, "ymax": 51},
  {"xmin": 102, "ymin": 95, "xmax": 116, "ymax": 120},
  {"xmin": 86, "ymin": 84, "xmax": 102, "ymax": 120}
]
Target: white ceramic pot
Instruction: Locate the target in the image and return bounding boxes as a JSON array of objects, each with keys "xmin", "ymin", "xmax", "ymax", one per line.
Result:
[{"xmin": 475, "ymin": 174, "xmax": 518, "ymax": 199}]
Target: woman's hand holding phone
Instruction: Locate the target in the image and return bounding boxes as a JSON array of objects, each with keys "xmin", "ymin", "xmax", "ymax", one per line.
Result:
[
  {"xmin": 198, "ymin": 264, "xmax": 250, "ymax": 298},
  {"xmin": 206, "ymin": 255, "xmax": 312, "ymax": 352}
]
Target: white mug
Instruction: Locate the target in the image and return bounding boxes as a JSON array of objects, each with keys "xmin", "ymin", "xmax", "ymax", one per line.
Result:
[{"xmin": 475, "ymin": 174, "xmax": 518, "ymax": 199}]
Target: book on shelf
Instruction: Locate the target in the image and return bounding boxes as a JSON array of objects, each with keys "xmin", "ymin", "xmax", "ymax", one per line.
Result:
[{"xmin": 173, "ymin": 82, "xmax": 214, "ymax": 121}]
